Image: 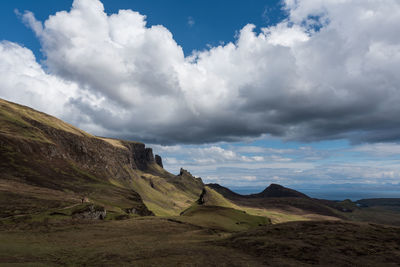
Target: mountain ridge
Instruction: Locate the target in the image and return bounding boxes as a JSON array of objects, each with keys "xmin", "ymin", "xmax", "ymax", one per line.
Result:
[{"xmin": 0, "ymin": 98, "xmax": 203, "ymax": 218}]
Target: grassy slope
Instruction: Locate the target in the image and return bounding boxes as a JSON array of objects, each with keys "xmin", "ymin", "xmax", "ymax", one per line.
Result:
[
  {"xmin": 0, "ymin": 218, "xmax": 265, "ymax": 266},
  {"xmin": 0, "ymin": 98, "xmax": 90, "ymax": 142},
  {"xmin": 0, "ymin": 98, "xmax": 201, "ymax": 220},
  {"xmin": 219, "ymin": 220, "xmax": 400, "ymax": 266},
  {"xmin": 1, "ymin": 217, "xmax": 399, "ymax": 266},
  {"xmin": 173, "ymin": 186, "xmax": 337, "ymax": 231},
  {"xmin": 179, "ymin": 205, "xmax": 270, "ymax": 232},
  {"xmin": 110, "ymin": 169, "xmax": 202, "ymax": 216},
  {"xmin": 208, "ymin": 183, "xmax": 348, "ymax": 222},
  {"xmin": 200, "ymin": 186, "xmax": 337, "ymax": 224}
]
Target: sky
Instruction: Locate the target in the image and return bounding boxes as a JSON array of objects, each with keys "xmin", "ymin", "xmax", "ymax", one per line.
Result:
[{"xmin": 1, "ymin": 0, "xmax": 400, "ymax": 191}]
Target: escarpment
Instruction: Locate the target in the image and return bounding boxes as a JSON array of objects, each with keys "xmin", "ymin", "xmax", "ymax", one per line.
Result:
[{"xmin": 2, "ymin": 116, "xmax": 161, "ymax": 181}]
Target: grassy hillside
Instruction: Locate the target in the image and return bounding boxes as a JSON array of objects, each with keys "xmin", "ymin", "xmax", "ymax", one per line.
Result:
[
  {"xmin": 0, "ymin": 98, "xmax": 91, "ymax": 143},
  {"xmin": 219, "ymin": 220, "xmax": 400, "ymax": 266},
  {"xmin": 0, "ymin": 98, "xmax": 202, "ymax": 221},
  {"xmin": 179, "ymin": 205, "xmax": 270, "ymax": 232},
  {"xmin": 201, "ymin": 186, "xmax": 339, "ymax": 224}
]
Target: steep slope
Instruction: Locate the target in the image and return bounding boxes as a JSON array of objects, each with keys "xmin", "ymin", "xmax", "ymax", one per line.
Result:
[
  {"xmin": 0, "ymin": 98, "xmax": 202, "ymax": 219},
  {"xmin": 131, "ymin": 168, "xmax": 203, "ymax": 216}
]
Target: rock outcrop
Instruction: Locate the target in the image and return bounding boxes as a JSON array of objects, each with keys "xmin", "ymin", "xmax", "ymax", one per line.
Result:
[
  {"xmin": 126, "ymin": 143, "xmax": 156, "ymax": 170},
  {"xmin": 179, "ymin": 168, "xmax": 194, "ymax": 178},
  {"xmin": 197, "ymin": 188, "xmax": 206, "ymax": 205},
  {"xmin": 125, "ymin": 207, "xmax": 154, "ymax": 216},
  {"xmin": 155, "ymin": 154, "xmax": 163, "ymax": 168},
  {"xmin": 72, "ymin": 205, "xmax": 107, "ymax": 220}
]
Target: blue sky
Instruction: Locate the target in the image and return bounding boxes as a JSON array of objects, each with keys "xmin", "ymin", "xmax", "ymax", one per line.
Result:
[
  {"xmin": 1, "ymin": 0, "xmax": 400, "ymax": 191},
  {"xmin": 1, "ymin": 0, "xmax": 285, "ymax": 59}
]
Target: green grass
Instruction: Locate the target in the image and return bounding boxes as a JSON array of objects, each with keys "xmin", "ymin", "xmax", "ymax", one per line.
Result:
[
  {"xmin": 178, "ymin": 205, "xmax": 270, "ymax": 232},
  {"xmin": 0, "ymin": 217, "xmax": 265, "ymax": 266},
  {"xmin": 112, "ymin": 168, "xmax": 202, "ymax": 216},
  {"xmin": 0, "ymin": 98, "xmax": 91, "ymax": 139},
  {"xmin": 1, "ymin": 218, "xmax": 399, "ymax": 266},
  {"xmin": 199, "ymin": 186, "xmax": 315, "ymax": 224},
  {"xmin": 202, "ymin": 186, "xmax": 242, "ymax": 209}
]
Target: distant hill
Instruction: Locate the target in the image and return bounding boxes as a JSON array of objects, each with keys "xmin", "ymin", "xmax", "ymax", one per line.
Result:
[
  {"xmin": 356, "ymin": 198, "xmax": 400, "ymax": 207},
  {"xmin": 207, "ymin": 183, "xmax": 309, "ymax": 199},
  {"xmin": 208, "ymin": 183, "xmax": 343, "ymax": 219},
  {"xmin": 249, "ymin": 183, "xmax": 310, "ymax": 198}
]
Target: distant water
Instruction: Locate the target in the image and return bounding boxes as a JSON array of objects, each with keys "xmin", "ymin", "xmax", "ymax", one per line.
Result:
[
  {"xmin": 296, "ymin": 189, "xmax": 400, "ymax": 201},
  {"xmin": 231, "ymin": 187, "xmax": 400, "ymax": 201}
]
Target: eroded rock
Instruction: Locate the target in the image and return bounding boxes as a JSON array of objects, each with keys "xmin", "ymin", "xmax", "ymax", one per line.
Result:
[
  {"xmin": 72, "ymin": 205, "xmax": 106, "ymax": 220},
  {"xmin": 155, "ymin": 154, "xmax": 163, "ymax": 168}
]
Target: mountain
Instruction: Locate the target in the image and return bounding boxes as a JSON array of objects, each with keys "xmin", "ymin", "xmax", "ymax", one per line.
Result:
[
  {"xmin": 207, "ymin": 183, "xmax": 309, "ymax": 199},
  {"xmin": 0, "ymin": 98, "xmax": 203, "ymax": 219},
  {"xmin": 249, "ymin": 183, "xmax": 310, "ymax": 198}
]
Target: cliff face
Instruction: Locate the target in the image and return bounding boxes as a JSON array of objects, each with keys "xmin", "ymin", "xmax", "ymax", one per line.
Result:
[
  {"xmin": 127, "ymin": 142, "xmax": 155, "ymax": 171},
  {"xmin": 2, "ymin": 116, "xmax": 160, "ymax": 182}
]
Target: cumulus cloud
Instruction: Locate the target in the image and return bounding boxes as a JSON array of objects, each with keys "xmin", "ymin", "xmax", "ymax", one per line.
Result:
[
  {"xmin": 0, "ymin": 41, "xmax": 78, "ymax": 118},
  {"xmin": 1, "ymin": 0, "xmax": 400, "ymax": 144}
]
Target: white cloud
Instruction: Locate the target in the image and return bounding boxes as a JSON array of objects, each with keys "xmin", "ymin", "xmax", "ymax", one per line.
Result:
[
  {"xmin": 0, "ymin": 41, "xmax": 78, "ymax": 118},
  {"xmin": 242, "ymin": 175, "xmax": 257, "ymax": 181},
  {"xmin": 352, "ymin": 143, "xmax": 400, "ymax": 156},
  {"xmin": 0, "ymin": 0, "xmax": 400, "ymax": 145}
]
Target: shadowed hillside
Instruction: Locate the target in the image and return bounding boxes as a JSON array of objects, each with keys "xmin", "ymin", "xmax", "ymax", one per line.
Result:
[
  {"xmin": 218, "ymin": 220, "xmax": 400, "ymax": 266},
  {"xmin": 0, "ymin": 98, "xmax": 203, "ymax": 220},
  {"xmin": 207, "ymin": 183, "xmax": 342, "ymax": 219}
]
